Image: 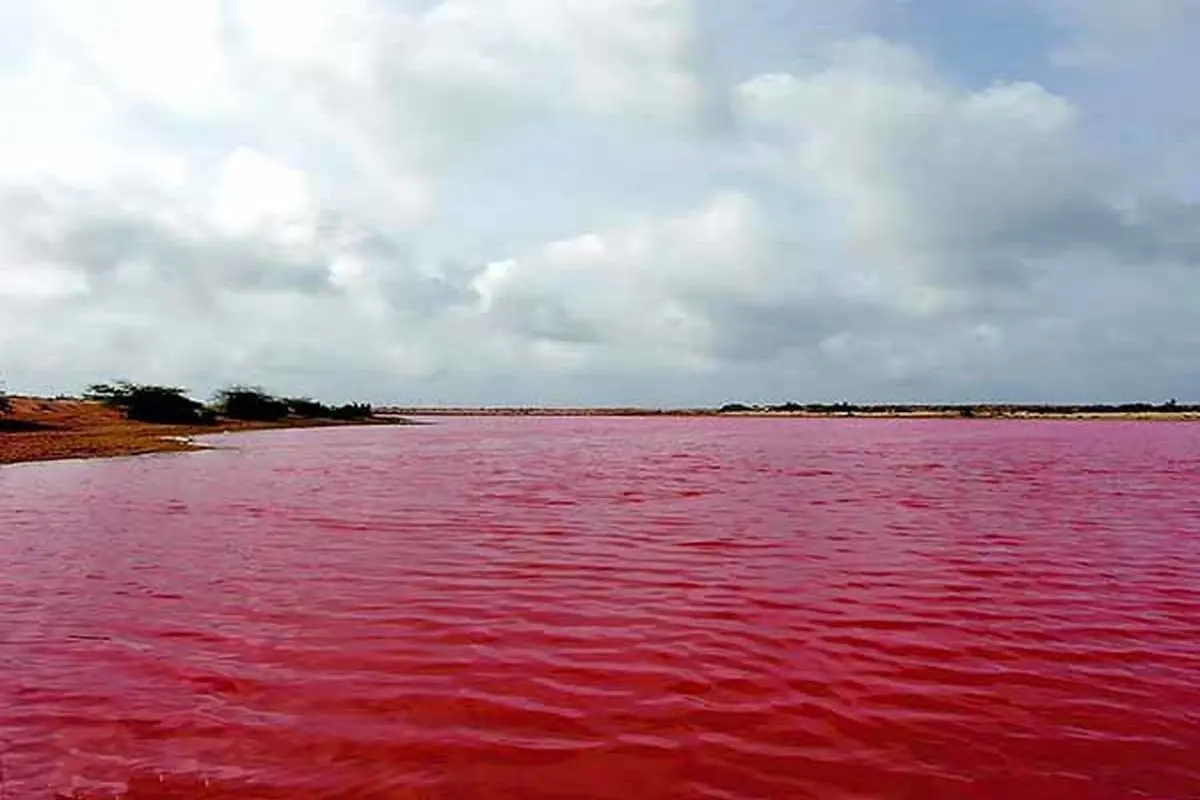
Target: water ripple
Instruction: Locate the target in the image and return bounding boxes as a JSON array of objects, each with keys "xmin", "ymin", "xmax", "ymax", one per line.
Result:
[{"xmin": 2, "ymin": 418, "xmax": 1200, "ymax": 798}]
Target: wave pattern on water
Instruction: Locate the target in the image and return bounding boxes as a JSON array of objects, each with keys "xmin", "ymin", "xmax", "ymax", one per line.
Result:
[{"xmin": 2, "ymin": 418, "xmax": 1200, "ymax": 798}]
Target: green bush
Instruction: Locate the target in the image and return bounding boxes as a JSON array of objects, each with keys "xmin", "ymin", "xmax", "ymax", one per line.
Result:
[
  {"xmin": 328, "ymin": 402, "xmax": 373, "ymax": 420},
  {"xmin": 285, "ymin": 397, "xmax": 329, "ymax": 418},
  {"xmin": 285, "ymin": 397, "xmax": 373, "ymax": 420},
  {"xmin": 214, "ymin": 386, "xmax": 290, "ymax": 421},
  {"xmin": 85, "ymin": 381, "xmax": 213, "ymax": 424}
]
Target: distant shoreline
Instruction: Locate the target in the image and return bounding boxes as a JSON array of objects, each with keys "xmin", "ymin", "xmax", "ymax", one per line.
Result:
[
  {"xmin": 0, "ymin": 397, "xmax": 411, "ymax": 466},
  {"xmin": 389, "ymin": 406, "xmax": 1200, "ymax": 421},
  {"xmin": 6, "ymin": 398, "xmax": 1196, "ymax": 467}
]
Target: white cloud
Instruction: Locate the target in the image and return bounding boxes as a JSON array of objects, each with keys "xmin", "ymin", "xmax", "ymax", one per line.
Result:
[
  {"xmin": 451, "ymin": 35, "xmax": 1200, "ymax": 400},
  {"xmin": 737, "ymin": 38, "xmax": 1112, "ymax": 286},
  {"xmin": 211, "ymin": 148, "xmax": 317, "ymax": 248},
  {"xmin": 470, "ymin": 192, "xmax": 769, "ymax": 364},
  {"xmin": 28, "ymin": 0, "xmax": 231, "ymax": 115},
  {"xmin": 1, "ymin": 5, "xmax": 1199, "ymax": 404},
  {"xmin": 1, "ymin": 0, "xmax": 707, "ymax": 225}
]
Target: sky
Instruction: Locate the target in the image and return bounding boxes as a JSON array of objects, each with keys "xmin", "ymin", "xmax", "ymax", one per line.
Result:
[{"xmin": 1, "ymin": 0, "xmax": 1198, "ymax": 406}]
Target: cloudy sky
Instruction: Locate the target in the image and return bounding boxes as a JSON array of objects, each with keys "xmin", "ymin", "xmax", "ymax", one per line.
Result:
[{"xmin": 1, "ymin": 0, "xmax": 1198, "ymax": 405}]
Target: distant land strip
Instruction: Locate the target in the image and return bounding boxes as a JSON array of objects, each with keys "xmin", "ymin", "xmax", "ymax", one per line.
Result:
[
  {"xmin": 387, "ymin": 401, "xmax": 1200, "ymax": 419},
  {"xmin": 6, "ymin": 394, "xmax": 1197, "ymax": 466}
]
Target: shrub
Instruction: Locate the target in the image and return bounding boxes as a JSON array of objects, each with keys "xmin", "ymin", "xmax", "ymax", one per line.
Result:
[
  {"xmin": 214, "ymin": 386, "xmax": 290, "ymax": 421},
  {"xmin": 328, "ymin": 402, "xmax": 373, "ymax": 420},
  {"xmin": 286, "ymin": 397, "xmax": 329, "ymax": 418},
  {"xmin": 85, "ymin": 381, "xmax": 212, "ymax": 424}
]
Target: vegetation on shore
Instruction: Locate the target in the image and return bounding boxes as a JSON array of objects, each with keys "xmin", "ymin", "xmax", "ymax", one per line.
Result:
[
  {"xmin": 4, "ymin": 374, "xmax": 1197, "ymax": 466},
  {"xmin": 84, "ymin": 382, "xmax": 216, "ymax": 424},
  {"xmin": 77, "ymin": 381, "xmax": 376, "ymax": 424},
  {"xmin": 1, "ymin": 379, "xmax": 388, "ymax": 466},
  {"xmin": 214, "ymin": 386, "xmax": 373, "ymax": 422}
]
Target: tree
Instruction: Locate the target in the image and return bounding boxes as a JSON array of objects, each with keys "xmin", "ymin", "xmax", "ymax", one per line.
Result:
[
  {"xmin": 285, "ymin": 397, "xmax": 374, "ymax": 420},
  {"xmin": 214, "ymin": 386, "xmax": 290, "ymax": 421},
  {"xmin": 286, "ymin": 397, "xmax": 329, "ymax": 418},
  {"xmin": 327, "ymin": 402, "xmax": 373, "ymax": 420},
  {"xmin": 85, "ymin": 381, "xmax": 214, "ymax": 424}
]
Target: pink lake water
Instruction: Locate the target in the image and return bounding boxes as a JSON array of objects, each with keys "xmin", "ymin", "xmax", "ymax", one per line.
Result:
[{"xmin": 2, "ymin": 417, "xmax": 1199, "ymax": 799}]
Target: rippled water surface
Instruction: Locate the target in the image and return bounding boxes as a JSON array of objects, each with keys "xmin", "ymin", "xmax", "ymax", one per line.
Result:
[{"xmin": 3, "ymin": 417, "xmax": 1200, "ymax": 798}]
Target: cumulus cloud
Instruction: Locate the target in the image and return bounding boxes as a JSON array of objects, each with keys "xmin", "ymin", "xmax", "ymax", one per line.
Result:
[
  {"xmin": 737, "ymin": 39, "xmax": 1119, "ymax": 280},
  {"xmin": 0, "ymin": 2, "xmax": 1198, "ymax": 404},
  {"xmin": 460, "ymin": 35, "xmax": 1200, "ymax": 400}
]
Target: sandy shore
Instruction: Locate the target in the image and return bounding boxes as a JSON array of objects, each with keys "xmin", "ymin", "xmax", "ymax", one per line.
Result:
[{"xmin": 0, "ymin": 397, "xmax": 409, "ymax": 466}]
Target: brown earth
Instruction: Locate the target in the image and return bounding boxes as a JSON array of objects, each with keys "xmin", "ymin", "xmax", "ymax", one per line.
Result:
[{"xmin": 0, "ymin": 397, "xmax": 408, "ymax": 466}]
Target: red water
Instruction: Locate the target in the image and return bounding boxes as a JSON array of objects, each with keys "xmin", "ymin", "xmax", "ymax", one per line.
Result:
[{"xmin": 2, "ymin": 418, "xmax": 1200, "ymax": 799}]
